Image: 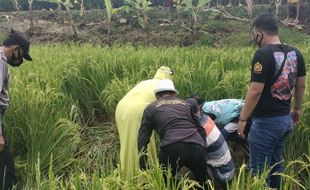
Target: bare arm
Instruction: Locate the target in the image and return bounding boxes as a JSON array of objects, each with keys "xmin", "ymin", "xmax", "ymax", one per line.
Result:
[
  {"xmin": 239, "ymin": 82, "xmax": 265, "ymax": 121},
  {"xmin": 292, "ymin": 76, "xmax": 306, "ymax": 110},
  {"xmin": 291, "ymin": 76, "xmax": 306, "ymax": 125},
  {"xmin": 237, "ymin": 82, "xmax": 264, "ymax": 138}
]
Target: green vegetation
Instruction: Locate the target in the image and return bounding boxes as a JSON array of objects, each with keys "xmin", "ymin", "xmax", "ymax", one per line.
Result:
[
  {"xmin": 127, "ymin": 0, "xmax": 152, "ymax": 29},
  {"xmin": 4, "ymin": 44, "xmax": 310, "ymax": 189},
  {"xmin": 182, "ymin": 0, "xmax": 211, "ymax": 43},
  {"xmin": 0, "ymin": 33, "xmax": 5, "ymax": 42},
  {"xmin": 103, "ymin": 0, "xmax": 129, "ymax": 43}
]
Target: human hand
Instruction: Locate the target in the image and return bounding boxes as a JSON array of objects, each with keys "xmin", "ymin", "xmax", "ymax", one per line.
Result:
[
  {"xmin": 237, "ymin": 120, "xmax": 247, "ymax": 139},
  {"xmin": 291, "ymin": 109, "xmax": 301, "ymax": 126},
  {"xmin": 0, "ymin": 135, "xmax": 4, "ymax": 152}
]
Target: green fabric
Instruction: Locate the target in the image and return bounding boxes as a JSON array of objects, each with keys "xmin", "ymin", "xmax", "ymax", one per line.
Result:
[{"xmin": 115, "ymin": 66, "xmax": 172, "ymax": 180}]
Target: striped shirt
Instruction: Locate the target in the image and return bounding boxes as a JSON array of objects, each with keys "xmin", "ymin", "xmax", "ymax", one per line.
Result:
[{"xmin": 200, "ymin": 114, "xmax": 235, "ymax": 182}]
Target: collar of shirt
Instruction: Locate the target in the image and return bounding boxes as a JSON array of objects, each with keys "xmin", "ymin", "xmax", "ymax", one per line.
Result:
[{"xmin": 0, "ymin": 47, "xmax": 8, "ymax": 63}]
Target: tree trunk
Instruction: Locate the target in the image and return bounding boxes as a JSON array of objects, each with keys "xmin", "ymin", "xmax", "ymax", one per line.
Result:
[
  {"xmin": 189, "ymin": 15, "xmax": 196, "ymax": 44},
  {"xmin": 144, "ymin": 13, "xmax": 148, "ymax": 30},
  {"xmin": 108, "ymin": 18, "xmax": 111, "ymax": 46},
  {"xmin": 11, "ymin": 0, "xmax": 20, "ymax": 21},
  {"xmin": 227, "ymin": 0, "xmax": 233, "ymax": 7},
  {"xmin": 68, "ymin": 9, "xmax": 77, "ymax": 38},
  {"xmin": 80, "ymin": 0, "xmax": 86, "ymax": 23},
  {"xmin": 57, "ymin": 3, "xmax": 62, "ymax": 11},
  {"xmin": 29, "ymin": 0, "xmax": 34, "ymax": 32},
  {"xmin": 177, "ymin": 6, "xmax": 180, "ymax": 25}
]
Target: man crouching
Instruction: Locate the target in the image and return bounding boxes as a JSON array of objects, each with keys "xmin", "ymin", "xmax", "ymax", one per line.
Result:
[{"xmin": 138, "ymin": 79, "xmax": 208, "ymax": 187}]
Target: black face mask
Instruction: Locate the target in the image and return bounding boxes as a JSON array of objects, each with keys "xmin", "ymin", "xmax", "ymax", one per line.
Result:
[
  {"xmin": 254, "ymin": 32, "xmax": 264, "ymax": 48},
  {"xmin": 9, "ymin": 48, "xmax": 23, "ymax": 67}
]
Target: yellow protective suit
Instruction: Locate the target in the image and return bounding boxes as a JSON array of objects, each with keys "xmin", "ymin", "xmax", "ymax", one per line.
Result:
[{"xmin": 115, "ymin": 66, "xmax": 173, "ymax": 180}]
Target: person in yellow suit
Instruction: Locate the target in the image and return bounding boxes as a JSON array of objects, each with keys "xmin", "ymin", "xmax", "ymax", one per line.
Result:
[{"xmin": 115, "ymin": 66, "xmax": 173, "ymax": 180}]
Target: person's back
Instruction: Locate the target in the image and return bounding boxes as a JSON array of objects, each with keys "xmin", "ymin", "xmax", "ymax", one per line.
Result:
[
  {"xmin": 201, "ymin": 99, "xmax": 251, "ymax": 144},
  {"xmin": 186, "ymin": 97, "xmax": 235, "ymax": 187},
  {"xmin": 115, "ymin": 66, "xmax": 173, "ymax": 179},
  {"xmin": 250, "ymin": 44, "xmax": 304, "ymax": 117},
  {"xmin": 141, "ymin": 96, "xmax": 206, "ymax": 148},
  {"xmin": 202, "ymin": 99, "xmax": 244, "ymax": 127},
  {"xmin": 115, "ymin": 79, "xmax": 158, "ymax": 179},
  {"xmin": 138, "ymin": 80, "xmax": 208, "ymax": 186},
  {"xmin": 199, "ymin": 114, "xmax": 234, "ymax": 185}
]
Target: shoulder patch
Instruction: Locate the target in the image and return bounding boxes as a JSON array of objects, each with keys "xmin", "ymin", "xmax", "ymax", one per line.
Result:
[{"xmin": 254, "ymin": 62, "xmax": 263, "ymax": 73}]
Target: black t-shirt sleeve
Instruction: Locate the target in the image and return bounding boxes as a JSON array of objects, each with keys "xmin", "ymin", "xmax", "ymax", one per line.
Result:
[
  {"xmin": 250, "ymin": 50, "xmax": 269, "ymax": 83},
  {"xmin": 295, "ymin": 49, "xmax": 306, "ymax": 77}
]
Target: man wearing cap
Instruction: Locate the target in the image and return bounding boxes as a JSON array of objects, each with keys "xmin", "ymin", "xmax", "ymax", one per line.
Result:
[
  {"xmin": 115, "ymin": 66, "xmax": 173, "ymax": 180},
  {"xmin": 138, "ymin": 79, "xmax": 208, "ymax": 186},
  {"xmin": 0, "ymin": 30, "xmax": 32, "ymax": 190}
]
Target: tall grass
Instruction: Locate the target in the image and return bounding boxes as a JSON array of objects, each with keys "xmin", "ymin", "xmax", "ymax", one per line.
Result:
[{"xmin": 4, "ymin": 44, "xmax": 310, "ymax": 189}]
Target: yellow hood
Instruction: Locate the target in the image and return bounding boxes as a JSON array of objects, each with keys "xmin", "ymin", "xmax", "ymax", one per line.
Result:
[{"xmin": 153, "ymin": 66, "xmax": 173, "ymax": 80}]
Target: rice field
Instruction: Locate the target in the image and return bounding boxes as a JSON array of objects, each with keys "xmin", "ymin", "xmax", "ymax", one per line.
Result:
[{"xmin": 5, "ymin": 44, "xmax": 310, "ymax": 189}]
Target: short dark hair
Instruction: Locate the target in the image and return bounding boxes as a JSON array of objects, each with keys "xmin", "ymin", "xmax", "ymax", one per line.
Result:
[
  {"xmin": 155, "ymin": 91, "xmax": 176, "ymax": 97},
  {"xmin": 185, "ymin": 98, "xmax": 200, "ymax": 114},
  {"xmin": 2, "ymin": 37, "xmax": 17, "ymax": 47},
  {"xmin": 189, "ymin": 94, "xmax": 204, "ymax": 105},
  {"xmin": 252, "ymin": 13, "xmax": 278, "ymax": 35}
]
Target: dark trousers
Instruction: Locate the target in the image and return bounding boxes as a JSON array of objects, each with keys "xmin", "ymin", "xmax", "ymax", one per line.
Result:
[
  {"xmin": 0, "ymin": 145, "xmax": 16, "ymax": 190},
  {"xmin": 158, "ymin": 142, "xmax": 208, "ymax": 186},
  {"xmin": 0, "ymin": 110, "xmax": 16, "ymax": 190}
]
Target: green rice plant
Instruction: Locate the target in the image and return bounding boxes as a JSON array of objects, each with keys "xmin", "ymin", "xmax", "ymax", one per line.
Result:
[
  {"xmin": 100, "ymin": 77, "xmax": 134, "ymax": 115},
  {"xmin": 4, "ymin": 44, "xmax": 309, "ymax": 189},
  {"xmin": 77, "ymin": 122, "xmax": 120, "ymax": 172},
  {"xmin": 229, "ymin": 164, "xmax": 252, "ymax": 190},
  {"xmin": 283, "ymin": 145, "xmax": 310, "ymax": 189},
  {"xmin": 61, "ymin": 58, "xmax": 118, "ymax": 124}
]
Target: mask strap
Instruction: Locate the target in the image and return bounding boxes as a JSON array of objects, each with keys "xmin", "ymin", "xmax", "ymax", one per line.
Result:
[{"xmin": 255, "ymin": 33, "xmax": 264, "ymax": 48}]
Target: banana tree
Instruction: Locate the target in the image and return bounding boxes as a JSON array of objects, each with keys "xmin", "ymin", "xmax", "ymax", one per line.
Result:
[
  {"xmin": 28, "ymin": 0, "xmax": 34, "ymax": 31},
  {"xmin": 245, "ymin": 0, "xmax": 253, "ymax": 24},
  {"xmin": 227, "ymin": 0, "xmax": 232, "ymax": 7},
  {"xmin": 11, "ymin": 0, "xmax": 20, "ymax": 20},
  {"xmin": 182, "ymin": 0, "xmax": 211, "ymax": 43},
  {"xmin": 104, "ymin": 0, "xmax": 129, "ymax": 45},
  {"xmin": 38, "ymin": 0, "xmax": 77, "ymax": 37},
  {"xmin": 127, "ymin": 0, "xmax": 152, "ymax": 29},
  {"xmin": 75, "ymin": 0, "xmax": 86, "ymax": 18},
  {"xmin": 275, "ymin": 0, "xmax": 281, "ymax": 17},
  {"xmin": 173, "ymin": 0, "xmax": 182, "ymax": 25}
]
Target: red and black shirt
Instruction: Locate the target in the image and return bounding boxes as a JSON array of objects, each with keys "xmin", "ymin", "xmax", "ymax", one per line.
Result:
[{"xmin": 251, "ymin": 44, "xmax": 306, "ymax": 117}]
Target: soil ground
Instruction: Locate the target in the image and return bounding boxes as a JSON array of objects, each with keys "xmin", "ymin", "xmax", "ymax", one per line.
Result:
[{"xmin": 0, "ymin": 4, "xmax": 309, "ymax": 47}]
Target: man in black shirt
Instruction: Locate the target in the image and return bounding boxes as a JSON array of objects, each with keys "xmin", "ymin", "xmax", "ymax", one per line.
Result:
[
  {"xmin": 237, "ymin": 13, "xmax": 306, "ymax": 189},
  {"xmin": 138, "ymin": 79, "xmax": 208, "ymax": 186}
]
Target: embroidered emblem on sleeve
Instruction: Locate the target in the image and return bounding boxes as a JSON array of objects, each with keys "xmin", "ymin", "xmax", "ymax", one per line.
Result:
[{"xmin": 254, "ymin": 62, "xmax": 263, "ymax": 73}]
